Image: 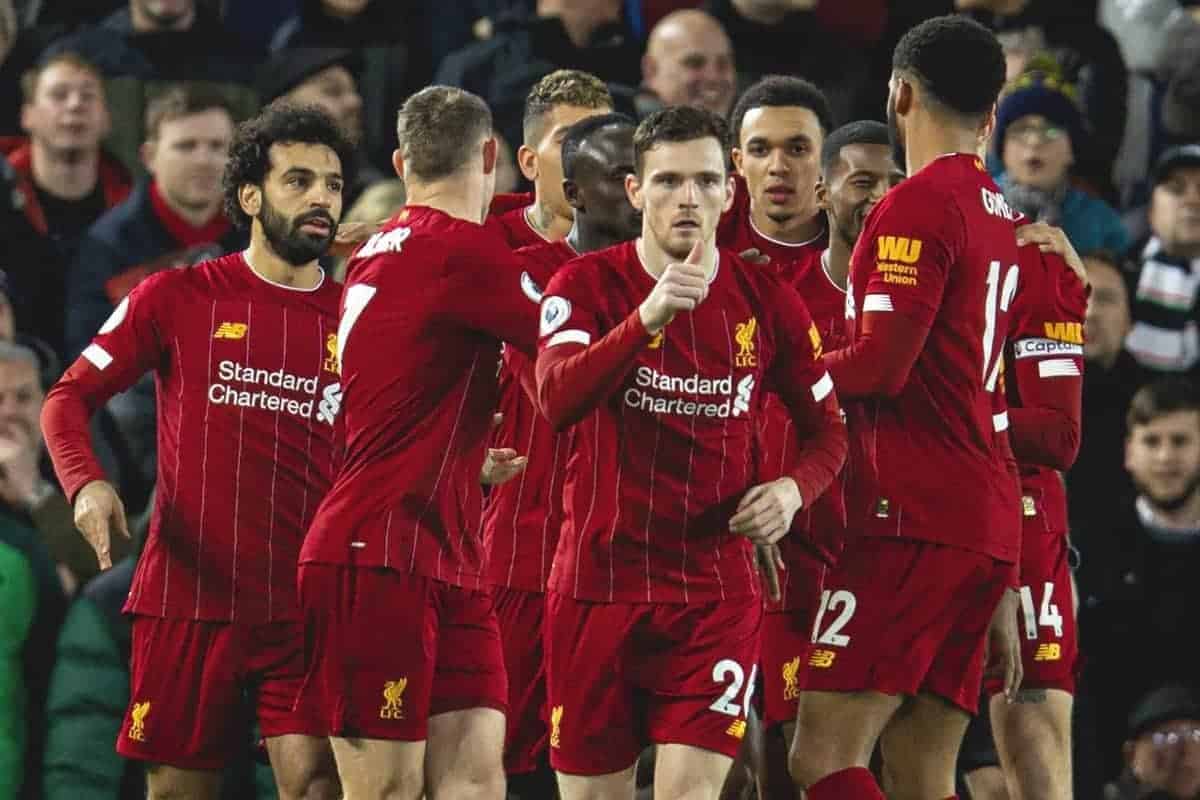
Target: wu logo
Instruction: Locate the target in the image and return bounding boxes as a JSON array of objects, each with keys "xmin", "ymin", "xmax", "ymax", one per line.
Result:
[
  {"xmin": 782, "ymin": 656, "xmax": 801, "ymax": 701},
  {"xmin": 734, "ymin": 317, "xmax": 757, "ymax": 367},
  {"xmin": 876, "ymin": 236, "xmax": 922, "ymax": 264},
  {"xmin": 380, "ymin": 679, "xmax": 407, "ymax": 719},
  {"xmin": 128, "ymin": 701, "xmax": 150, "ymax": 741}
]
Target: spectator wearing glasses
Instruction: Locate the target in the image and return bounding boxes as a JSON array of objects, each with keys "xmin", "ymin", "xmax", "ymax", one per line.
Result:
[
  {"xmin": 1104, "ymin": 685, "xmax": 1200, "ymax": 799},
  {"xmin": 993, "ymin": 62, "xmax": 1129, "ymax": 256}
]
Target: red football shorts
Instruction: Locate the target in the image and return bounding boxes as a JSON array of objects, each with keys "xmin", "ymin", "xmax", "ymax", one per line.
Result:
[
  {"xmin": 545, "ymin": 591, "xmax": 762, "ymax": 775},
  {"xmin": 297, "ymin": 564, "xmax": 507, "ymax": 741},
  {"xmin": 494, "ymin": 585, "xmax": 548, "ymax": 775},
  {"xmin": 117, "ymin": 615, "xmax": 319, "ymax": 770},
  {"xmin": 761, "ymin": 554, "xmax": 828, "ymax": 728},
  {"xmin": 985, "ymin": 531, "xmax": 1078, "ymax": 695},
  {"xmin": 802, "ymin": 537, "xmax": 1012, "ymax": 713}
]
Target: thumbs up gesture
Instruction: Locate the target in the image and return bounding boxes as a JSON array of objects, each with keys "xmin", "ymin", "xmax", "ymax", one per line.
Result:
[{"xmin": 638, "ymin": 241, "xmax": 710, "ymax": 335}]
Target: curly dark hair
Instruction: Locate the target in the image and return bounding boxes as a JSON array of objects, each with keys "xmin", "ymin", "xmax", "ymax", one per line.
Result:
[
  {"xmin": 222, "ymin": 102, "xmax": 357, "ymax": 229},
  {"xmin": 820, "ymin": 120, "xmax": 891, "ymax": 176},
  {"xmin": 634, "ymin": 105, "xmax": 729, "ymax": 176},
  {"xmin": 729, "ymin": 75, "xmax": 834, "ymax": 146},
  {"xmin": 893, "ymin": 14, "xmax": 1006, "ymax": 117},
  {"xmin": 561, "ymin": 111, "xmax": 635, "ymax": 181}
]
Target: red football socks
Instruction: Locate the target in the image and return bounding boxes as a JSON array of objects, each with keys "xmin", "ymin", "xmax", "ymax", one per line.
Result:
[{"xmin": 806, "ymin": 767, "xmax": 886, "ymax": 800}]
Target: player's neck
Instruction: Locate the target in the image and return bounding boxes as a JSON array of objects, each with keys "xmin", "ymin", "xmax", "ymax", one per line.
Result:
[
  {"xmin": 30, "ymin": 139, "xmax": 100, "ymax": 201},
  {"xmin": 749, "ymin": 202, "xmax": 822, "ymax": 244},
  {"xmin": 568, "ymin": 221, "xmax": 620, "ymax": 254},
  {"xmin": 243, "ymin": 238, "xmax": 323, "ymax": 290},
  {"xmin": 904, "ymin": 116, "xmax": 980, "ymax": 177},
  {"xmin": 405, "ymin": 180, "xmax": 486, "ymax": 224},
  {"xmin": 527, "ymin": 198, "xmax": 571, "ymax": 241},
  {"xmin": 637, "ymin": 235, "xmax": 717, "ymax": 279},
  {"xmin": 1143, "ymin": 491, "xmax": 1200, "ymax": 531},
  {"xmin": 824, "ymin": 240, "xmax": 850, "ymax": 290}
]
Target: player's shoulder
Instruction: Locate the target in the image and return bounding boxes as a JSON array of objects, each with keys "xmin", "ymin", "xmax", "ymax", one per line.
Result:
[
  {"xmin": 1017, "ymin": 243, "xmax": 1088, "ymax": 317},
  {"xmin": 551, "ymin": 240, "xmax": 637, "ymax": 288},
  {"xmin": 140, "ymin": 251, "xmax": 241, "ymax": 299}
]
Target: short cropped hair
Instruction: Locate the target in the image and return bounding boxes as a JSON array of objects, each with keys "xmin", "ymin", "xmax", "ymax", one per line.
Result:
[
  {"xmin": 892, "ymin": 15, "xmax": 1006, "ymax": 118},
  {"xmin": 522, "ymin": 69, "xmax": 613, "ymax": 146},
  {"xmin": 820, "ymin": 120, "xmax": 891, "ymax": 176},
  {"xmin": 396, "ymin": 85, "xmax": 493, "ymax": 183},
  {"xmin": 222, "ymin": 102, "xmax": 356, "ymax": 229},
  {"xmin": 729, "ymin": 75, "xmax": 834, "ymax": 145},
  {"xmin": 21, "ymin": 51, "xmax": 104, "ymax": 105},
  {"xmin": 561, "ymin": 112, "xmax": 636, "ymax": 181},
  {"xmin": 145, "ymin": 83, "xmax": 236, "ymax": 140},
  {"xmin": 634, "ymin": 105, "xmax": 729, "ymax": 176},
  {"xmin": 1127, "ymin": 377, "xmax": 1200, "ymax": 431}
]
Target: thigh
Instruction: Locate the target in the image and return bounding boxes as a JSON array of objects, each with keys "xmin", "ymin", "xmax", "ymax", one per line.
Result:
[
  {"xmin": 118, "ymin": 616, "xmax": 241, "ymax": 771},
  {"xmin": 248, "ymin": 621, "xmax": 323, "ymax": 739},
  {"xmin": 298, "ymin": 563, "xmax": 437, "ymax": 741},
  {"xmin": 654, "ymin": 743, "xmax": 734, "ymax": 800},
  {"xmin": 761, "ymin": 607, "xmax": 816, "ymax": 729},
  {"xmin": 425, "ymin": 706, "xmax": 507, "ymax": 798},
  {"xmin": 641, "ymin": 598, "xmax": 763, "ymax": 762},
  {"xmin": 989, "ymin": 689, "xmax": 1073, "ymax": 800},
  {"xmin": 1004, "ymin": 534, "xmax": 1078, "ymax": 694},
  {"xmin": 878, "ymin": 693, "xmax": 970, "ymax": 800},
  {"xmin": 429, "ymin": 583, "xmax": 508, "ymax": 719},
  {"xmin": 264, "ymin": 733, "xmax": 339, "ymax": 800},
  {"xmin": 493, "ymin": 586, "xmax": 549, "ymax": 775},
  {"xmin": 545, "ymin": 591, "xmax": 642, "ymax": 776}
]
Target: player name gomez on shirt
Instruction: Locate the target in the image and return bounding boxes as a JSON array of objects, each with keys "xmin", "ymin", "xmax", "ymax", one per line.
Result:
[{"xmin": 535, "ymin": 241, "xmax": 846, "ymax": 604}]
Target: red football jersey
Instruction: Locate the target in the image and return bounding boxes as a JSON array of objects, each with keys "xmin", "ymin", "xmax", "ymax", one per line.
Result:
[
  {"xmin": 483, "ymin": 238, "xmax": 577, "ymax": 591},
  {"xmin": 760, "ymin": 249, "xmax": 850, "ymax": 609},
  {"xmin": 837, "ymin": 153, "xmax": 1021, "ymax": 562},
  {"xmin": 42, "ymin": 253, "xmax": 343, "ymax": 622},
  {"xmin": 535, "ymin": 241, "xmax": 846, "ymax": 603},
  {"xmin": 485, "ymin": 198, "xmax": 551, "ymax": 250},
  {"xmin": 716, "ymin": 173, "xmax": 828, "ymax": 266},
  {"xmin": 1005, "ymin": 245, "xmax": 1087, "ymax": 541},
  {"xmin": 299, "ymin": 206, "xmax": 540, "ymax": 589}
]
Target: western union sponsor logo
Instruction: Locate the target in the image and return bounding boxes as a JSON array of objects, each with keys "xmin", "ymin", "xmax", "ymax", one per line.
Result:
[
  {"xmin": 876, "ymin": 236, "xmax": 922, "ymax": 264},
  {"xmin": 1043, "ymin": 321, "xmax": 1083, "ymax": 344},
  {"xmin": 876, "ymin": 262, "xmax": 919, "ymax": 286}
]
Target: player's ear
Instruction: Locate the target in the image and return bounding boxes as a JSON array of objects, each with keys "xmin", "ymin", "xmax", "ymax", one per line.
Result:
[
  {"xmin": 140, "ymin": 139, "xmax": 158, "ymax": 174},
  {"xmin": 239, "ymin": 182, "xmax": 262, "ymax": 216},
  {"xmin": 723, "ymin": 173, "xmax": 735, "ymax": 214},
  {"xmin": 517, "ymin": 143, "xmax": 538, "ymax": 182},
  {"xmin": 894, "ymin": 78, "xmax": 914, "ymax": 117},
  {"xmin": 730, "ymin": 147, "xmax": 744, "ymax": 176},
  {"xmin": 482, "ymin": 136, "xmax": 498, "ymax": 176},
  {"xmin": 391, "ymin": 148, "xmax": 406, "ymax": 181},
  {"xmin": 239, "ymin": 182, "xmax": 261, "ymax": 218},
  {"xmin": 626, "ymin": 172, "xmax": 644, "ymax": 211},
  {"xmin": 563, "ymin": 178, "xmax": 583, "ymax": 212},
  {"xmin": 815, "ymin": 177, "xmax": 830, "ymax": 212}
]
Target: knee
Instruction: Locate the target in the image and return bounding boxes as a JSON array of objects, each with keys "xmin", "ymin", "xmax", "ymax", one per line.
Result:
[
  {"xmin": 429, "ymin": 764, "xmax": 505, "ymax": 800},
  {"xmin": 274, "ymin": 751, "xmax": 342, "ymax": 800}
]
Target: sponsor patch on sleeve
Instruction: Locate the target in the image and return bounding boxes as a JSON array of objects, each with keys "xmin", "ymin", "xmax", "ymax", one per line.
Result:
[{"xmin": 539, "ymin": 296, "xmax": 572, "ymax": 337}]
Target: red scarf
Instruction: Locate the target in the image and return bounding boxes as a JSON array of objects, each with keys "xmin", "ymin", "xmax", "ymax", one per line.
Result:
[{"xmin": 149, "ymin": 180, "xmax": 231, "ymax": 248}]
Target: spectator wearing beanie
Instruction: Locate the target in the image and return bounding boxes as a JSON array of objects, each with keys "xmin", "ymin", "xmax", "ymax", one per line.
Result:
[{"xmin": 994, "ymin": 61, "xmax": 1130, "ymax": 255}]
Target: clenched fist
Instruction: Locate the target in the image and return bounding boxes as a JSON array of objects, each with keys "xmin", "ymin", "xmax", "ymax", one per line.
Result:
[{"xmin": 638, "ymin": 241, "xmax": 710, "ymax": 335}]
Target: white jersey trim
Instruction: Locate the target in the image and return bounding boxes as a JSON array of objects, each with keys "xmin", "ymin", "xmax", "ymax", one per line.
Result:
[
  {"xmin": 811, "ymin": 372, "xmax": 834, "ymax": 402},
  {"xmin": 863, "ymin": 294, "xmax": 894, "ymax": 313},
  {"xmin": 82, "ymin": 343, "xmax": 113, "ymax": 370},
  {"xmin": 1037, "ymin": 358, "xmax": 1082, "ymax": 378},
  {"xmin": 548, "ymin": 329, "xmax": 591, "ymax": 347},
  {"xmin": 993, "ymin": 411, "xmax": 1009, "ymax": 432}
]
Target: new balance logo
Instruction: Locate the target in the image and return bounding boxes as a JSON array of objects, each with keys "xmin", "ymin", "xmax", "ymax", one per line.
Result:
[
  {"xmin": 315, "ymin": 383, "xmax": 343, "ymax": 425},
  {"xmin": 726, "ymin": 720, "xmax": 747, "ymax": 739},
  {"xmin": 732, "ymin": 374, "xmax": 755, "ymax": 417},
  {"xmin": 808, "ymin": 649, "xmax": 836, "ymax": 668},
  {"xmin": 214, "ymin": 322, "xmax": 248, "ymax": 340},
  {"xmin": 1034, "ymin": 643, "xmax": 1062, "ymax": 662}
]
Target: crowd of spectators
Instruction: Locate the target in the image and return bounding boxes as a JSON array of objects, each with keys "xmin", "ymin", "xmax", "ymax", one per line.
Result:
[{"xmin": 2, "ymin": 0, "xmax": 1200, "ymax": 797}]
